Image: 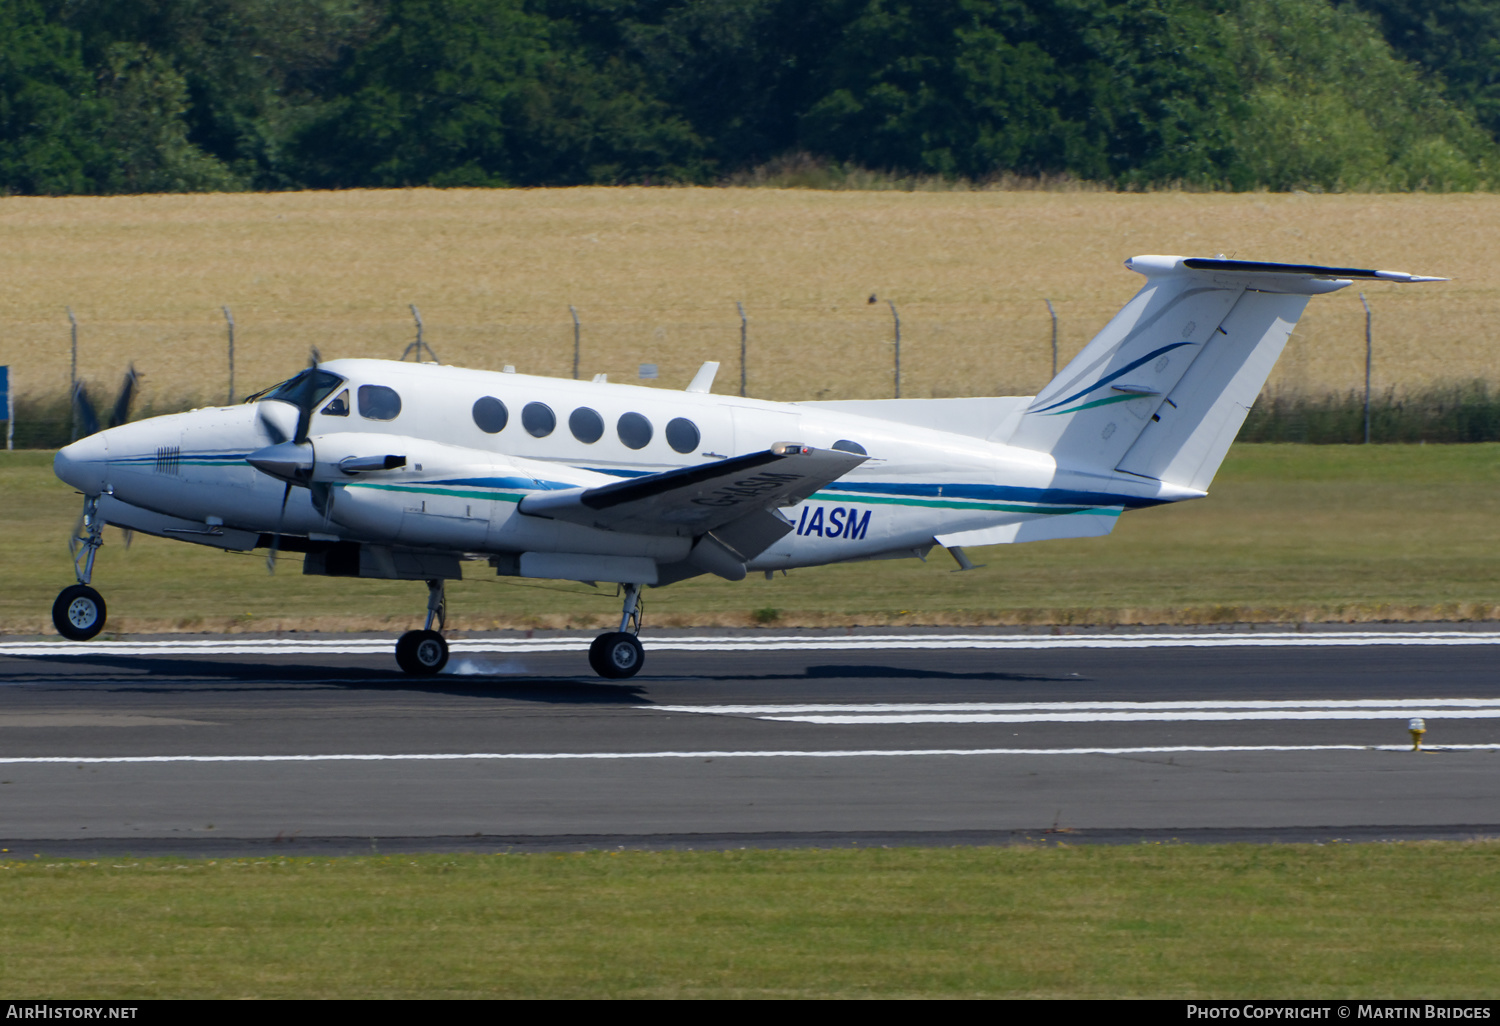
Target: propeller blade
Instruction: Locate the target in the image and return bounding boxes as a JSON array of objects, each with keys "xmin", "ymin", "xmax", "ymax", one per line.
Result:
[
  {"xmin": 107, "ymin": 365, "xmax": 138, "ymax": 429},
  {"xmin": 255, "ymin": 406, "xmax": 289, "ymax": 446},
  {"xmin": 266, "ymin": 481, "xmax": 293, "ymax": 574},
  {"xmin": 72, "ymin": 382, "xmax": 100, "ymax": 439},
  {"xmin": 121, "ymin": 528, "xmax": 134, "ymax": 550},
  {"xmin": 310, "ymin": 481, "xmax": 332, "ymax": 518},
  {"xmin": 292, "ymin": 348, "xmax": 322, "ymax": 446}
]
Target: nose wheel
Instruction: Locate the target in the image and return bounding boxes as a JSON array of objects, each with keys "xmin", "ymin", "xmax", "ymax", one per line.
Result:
[
  {"xmin": 53, "ymin": 496, "xmax": 108, "ymax": 640},
  {"xmin": 589, "ymin": 583, "xmax": 646, "ymax": 679},
  {"xmin": 52, "ymin": 584, "xmax": 107, "ymax": 641}
]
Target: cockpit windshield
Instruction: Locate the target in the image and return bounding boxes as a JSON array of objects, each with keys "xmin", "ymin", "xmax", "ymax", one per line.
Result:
[{"xmin": 245, "ymin": 369, "xmax": 344, "ymax": 408}]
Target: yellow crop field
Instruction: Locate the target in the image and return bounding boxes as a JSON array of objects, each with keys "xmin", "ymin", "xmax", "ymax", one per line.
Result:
[{"xmin": 1, "ymin": 188, "xmax": 1498, "ymax": 411}]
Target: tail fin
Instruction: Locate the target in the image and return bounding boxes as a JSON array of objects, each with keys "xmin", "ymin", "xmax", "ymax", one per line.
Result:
[{"xmin": 1006, "ymin": 256, "xmax": 1443, "ymax": 491}]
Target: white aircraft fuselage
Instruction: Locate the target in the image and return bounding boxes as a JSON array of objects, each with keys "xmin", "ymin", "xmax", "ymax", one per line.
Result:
[{"xmin": 56, "ymin": 362, "xmax": 1178, "ymax": 573}]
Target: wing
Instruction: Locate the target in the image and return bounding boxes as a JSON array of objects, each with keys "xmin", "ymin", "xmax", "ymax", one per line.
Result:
[{"xmin": 518, "ymin": 442, "xmax": 867, "ymax": 544}]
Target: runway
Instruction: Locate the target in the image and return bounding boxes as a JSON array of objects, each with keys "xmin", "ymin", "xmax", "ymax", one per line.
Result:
[{"xmin": 1, "ymin": 626, "xmax": 1497, "ymax": 855}]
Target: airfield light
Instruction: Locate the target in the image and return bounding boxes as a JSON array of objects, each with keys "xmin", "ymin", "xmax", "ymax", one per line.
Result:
[{"xmin": 1408, "ymin": 717, "xmax": 1426, "ymax": 752}]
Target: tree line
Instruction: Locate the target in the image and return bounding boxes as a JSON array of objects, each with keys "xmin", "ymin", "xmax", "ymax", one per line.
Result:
[{"xmin": 3, "ymin": 0, "xmax": 1498, "ymax": 195}]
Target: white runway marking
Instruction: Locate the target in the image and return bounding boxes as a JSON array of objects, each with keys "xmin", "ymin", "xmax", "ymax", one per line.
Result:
[
  {"xmin": 652, "ymin": 699, "xmax": 1500, "ymax": 725},
  {"xmin": 4, "ymin": 630, "xmax": 1500, "ymax": 658},
  {"xmin": 0, "ymin": 744, "xmax": 1496, "ymax": 765}
]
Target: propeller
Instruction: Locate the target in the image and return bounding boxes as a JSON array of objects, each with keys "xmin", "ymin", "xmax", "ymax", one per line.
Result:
[
  {"xmin": 108, "ymin": 365, "xmax": 138, "ymax": 429},
  {"xmin": 68, "ymin": 366, "xmax": 139, "ymax": 549},
  {"xmin": 71, "ymin": 365, "xmax": 139, "ymax": 440},
  {"xmin": 71, "ymin": 383, "xmax": 99, "ymax": 440},
  {"xmin": 250, "ymin": 350, "xmax": 322, "ymax": 573}
]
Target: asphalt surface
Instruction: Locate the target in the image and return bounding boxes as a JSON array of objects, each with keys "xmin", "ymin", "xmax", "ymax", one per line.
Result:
[{"xmin": 1, "ymin": 626, "xmax": 1497, "ymax": 855}]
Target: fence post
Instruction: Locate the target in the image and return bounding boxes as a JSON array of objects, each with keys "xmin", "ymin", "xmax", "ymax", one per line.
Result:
[
  {"xmin": 1361, "ymin": 292, "xmax": 1372, "ymax": 444},
  {"xmin": 570, "ymin": 305, "xmax": 580, "ymax": 380},
  {"xmin": 737, "ymin": 302, "xmax": 747, "ymax": 397},
  {"xmin": 400, "ymin": 305, "xmax": 440, "ymax": 363},
  {"xmin": 222, "ymin": 306, "xmax": 235, "ymax": 405},
  {"xmin": 67, "ymin": 307, "xmax": 78, "ymax": 442},
  {"xmin": 2, "ymin": 365, "xmax": 11, "ymax": 451},
  {"xmin": 887, "ymin": 300, "xmax": 901, "ymax": 398},
  {"xmin": 1045, "ymin": 299, "xmax": 1058, "ymax": 378}
]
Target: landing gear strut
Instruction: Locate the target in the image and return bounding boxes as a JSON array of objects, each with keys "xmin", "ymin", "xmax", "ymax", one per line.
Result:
[
  {"xmin": 395, "ymin": 578, "xmax": 449, "ymax": 676},
  {"xmin": 52, "ymin": 496, "xmax": 107, "ymax": 641},
  {"xmin": 589, "ymin": 582, "xmax": 645, "ymax": 679}
]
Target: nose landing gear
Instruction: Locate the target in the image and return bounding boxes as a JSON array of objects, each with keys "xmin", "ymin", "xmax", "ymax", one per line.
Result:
[
  {"xmin": 52, "ymin": 497, "xmax": 107, "ymax": 641},
  {"xmin": 395, "ymin": 578, "xmax": 450, "ymax": 676},
  {"xmin": 588, "ymin": 582, "xmax": 646, "ymax": 679}
]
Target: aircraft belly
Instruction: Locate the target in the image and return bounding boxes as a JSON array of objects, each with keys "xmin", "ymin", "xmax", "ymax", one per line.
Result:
[{"xmin": 486, "ymin": 507, "xmax": 691, "ymax": 561}]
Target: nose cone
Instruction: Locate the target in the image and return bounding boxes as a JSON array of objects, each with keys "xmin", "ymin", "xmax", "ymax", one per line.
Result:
[{"xmin": 54, "ymin": 433, "xmax": 110, "ymax": 495}]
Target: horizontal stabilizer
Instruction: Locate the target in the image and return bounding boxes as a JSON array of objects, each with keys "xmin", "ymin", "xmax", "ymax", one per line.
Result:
[
  {"xmin": 518, "ymin": 443, "xmax": 867, "ymax": 537},
  {"xmin": 1179, "ymin": 258, "xmax": 1446, "ymax": 284}
]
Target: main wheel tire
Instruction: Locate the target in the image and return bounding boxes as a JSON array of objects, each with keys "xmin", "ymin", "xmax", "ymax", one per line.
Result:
[
  {"xmin": 395, "ymin": 629, "xmax": 449, "ymax": 676},
  {"xmin": 52, "ymin": 585, "xmax": 106, "ymax": 641},
  {"xmin": 588, "ymin": 631, "xmax": 645, "ymax": 679}
]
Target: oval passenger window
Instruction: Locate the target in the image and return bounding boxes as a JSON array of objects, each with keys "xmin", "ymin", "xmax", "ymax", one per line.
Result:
[
  {"xmin": 569, "ymin": 407, "xmax": 604, "ymax": 444},
  {"xmin": 522, "ymin": 402, "xmax": 556, "ymax": 438},
  {"xmin": 357, "ymin": 384, "xmax": 402, "ymax": 421},
  {"xmin": 472, "ymin": 396, "xmax": 508, "ymax": 433},
  {"xmin": 617, "ymin": 412, "xmax": 653, "ymax": 450},
  {"xmin": 665, "ymin": 417, "xmax": 700, "ymax": 454}
]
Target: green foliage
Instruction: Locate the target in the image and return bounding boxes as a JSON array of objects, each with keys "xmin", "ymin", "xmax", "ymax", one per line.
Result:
[
  {"xmin": 92, "ymin": 41, "xmax": 241, "ymax": 192},
  {"xmin": 786, "ymin": 0, "xmax": 1244, "ymax": 184},
  {"xmin": 55, "ymin": 0, "xmax": 386, "ymax": 189},
  {"xmin": 1223, "ymin": 0, "xmax": 1496, "ymax": 190},
  {"xmin": 1345, "ymin": 0, "xmax": 1500, "ymax": 143},
  {"xmin": 295, "ymin": 0, "xmax": 703, "ymax": 187},
  {"xmin": 0, "ymin": 0, "xmax": 109, "ymax": 194},
  {"xmin": 3, "ymin": 0, "xmax": 1500, "ymax": 193}
]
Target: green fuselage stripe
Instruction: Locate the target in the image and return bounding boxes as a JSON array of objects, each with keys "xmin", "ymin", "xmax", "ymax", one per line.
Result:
[{"xmin": 344, "ymin": 481, "xmax": 1118, "ymax": 517}]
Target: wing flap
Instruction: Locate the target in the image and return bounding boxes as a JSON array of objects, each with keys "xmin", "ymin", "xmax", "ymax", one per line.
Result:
[{"xmin": 518, "ymin": 443, "xmax": 867, "ymax": 536}]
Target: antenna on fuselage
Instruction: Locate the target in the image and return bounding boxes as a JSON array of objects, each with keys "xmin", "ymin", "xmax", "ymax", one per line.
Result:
[{"xmin": 399, "ymin": 304, "xmax": 441, "ymax": 364}]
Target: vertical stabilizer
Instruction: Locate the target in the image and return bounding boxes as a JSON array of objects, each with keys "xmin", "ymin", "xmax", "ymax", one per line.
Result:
[
  {"xmin": 1006, "ymin": 256, "xmax": 1444, "ymax": 490},
  {"xmin": 1004, "ymin": 257, "xmax": 1243, "ymax": 471}
]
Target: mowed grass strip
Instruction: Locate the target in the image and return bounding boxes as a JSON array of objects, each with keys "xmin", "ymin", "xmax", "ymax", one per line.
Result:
[
  {"xmin": 1, "ymin": 189, "xmax": 1498, "ymax": 409},
  {"xmin": 3, "ymin": 444, "xmax": 1500, "ymax": 633},
  {"xmin": 1, "ymin": 844, "xmax": 1497, "ymax": 998}
]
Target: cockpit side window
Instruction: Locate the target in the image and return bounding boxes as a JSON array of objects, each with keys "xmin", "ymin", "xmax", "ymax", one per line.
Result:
[
  {"xmin": 248, "ymin": 369, "xmax": 345, "ymax": 408},
  {"xmin": 321, "ymin": 389, "xmax": 350, "ymax": 417},
  {"xmin": 357, "ymin": 384, "xmax": 402, "ymax": 421}
]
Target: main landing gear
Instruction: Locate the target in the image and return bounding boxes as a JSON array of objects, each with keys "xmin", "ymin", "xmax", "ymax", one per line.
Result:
[
  {"xmin": 52, "ymin": 496, "xmax": 107, "ymax": 641},
  {"xmin": 589, "ymin": 583, "xmax": 645, "ymax": 679},
  {"xmin": 395, "ymin": 578, "xmax": 450, "ymax": 676}
]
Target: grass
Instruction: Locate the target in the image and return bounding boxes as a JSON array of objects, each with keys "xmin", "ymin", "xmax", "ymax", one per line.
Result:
[
  {"xmin": 1240, "ymin": 382, "xmax": 1500, "ymax": 443},
  {"xmin": 1, "ymin": 189, "xmax": 1498, "ymax": 416},
  {"xmin": 1, "ymin": 844, "xmax": 1496, "ymax": 998},
  {"xmin": 4, "ymin": 443, "xmax": 1500, "ymax": 633}
]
